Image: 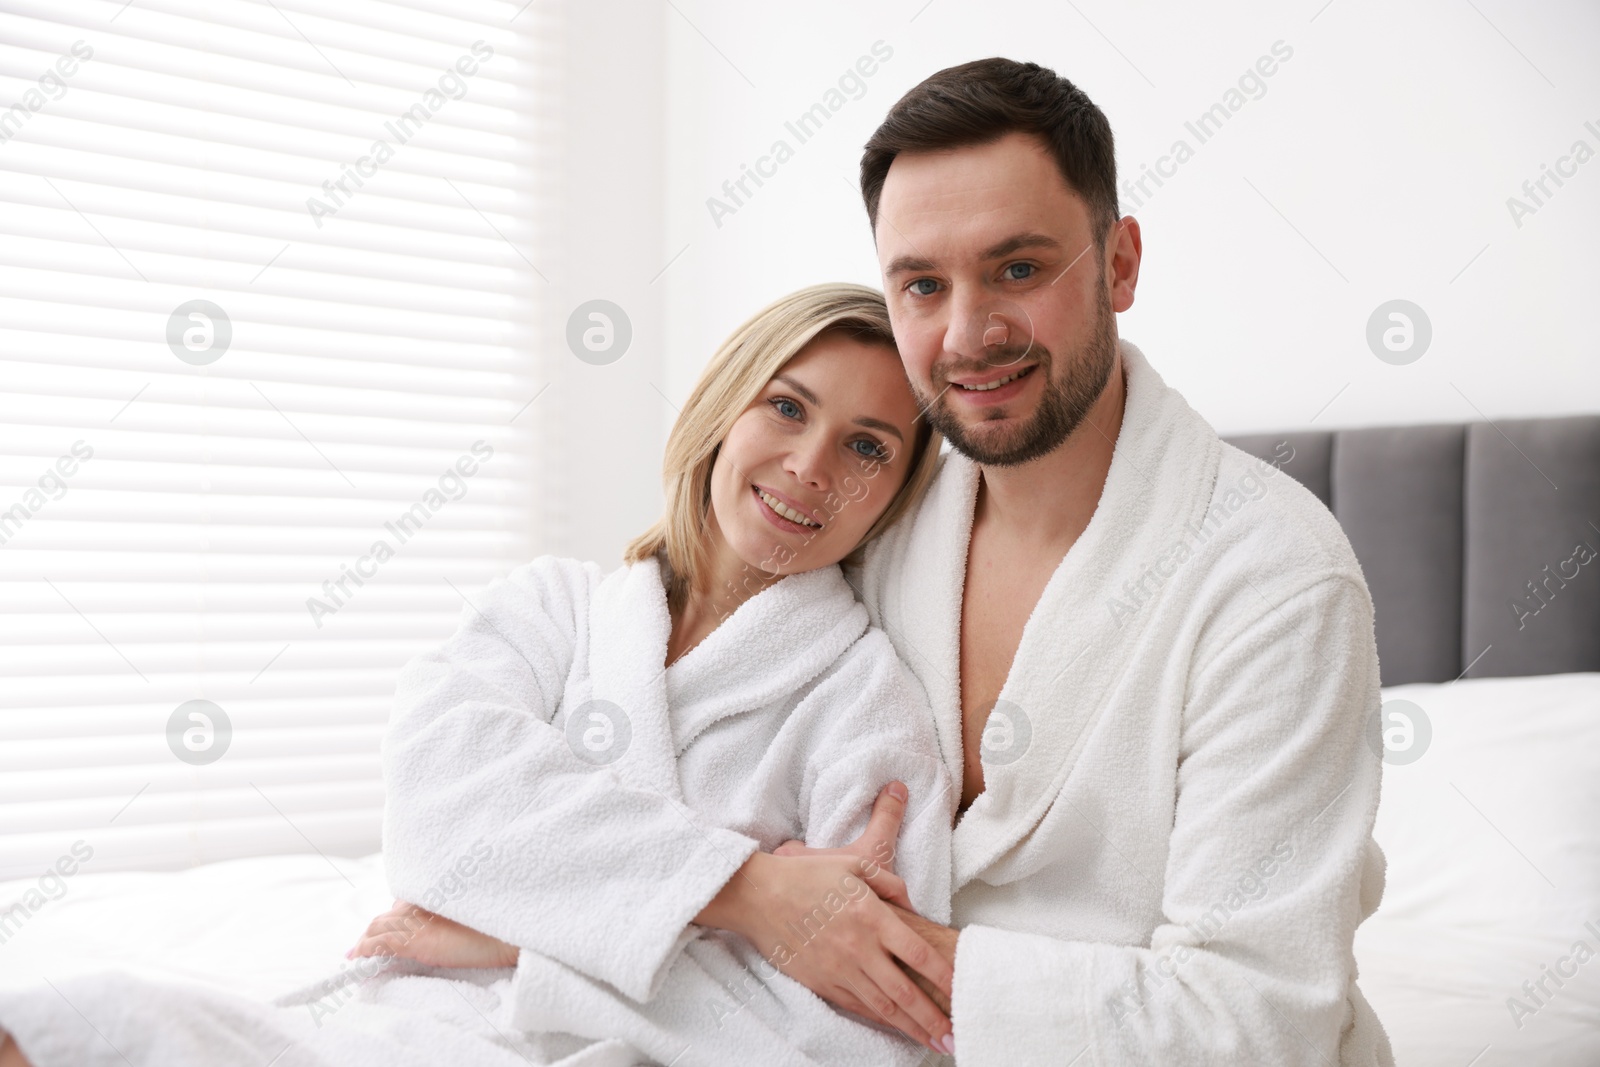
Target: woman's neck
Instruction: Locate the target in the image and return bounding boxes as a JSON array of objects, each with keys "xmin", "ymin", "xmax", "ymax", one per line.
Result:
[{"xmin": 664, "ymin": 523, "xmax": 782, "ymax": 668}]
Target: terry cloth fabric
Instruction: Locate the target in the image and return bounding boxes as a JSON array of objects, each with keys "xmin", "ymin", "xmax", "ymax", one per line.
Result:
[
  {"xmin": 847, "ymin": 338, "xmax": 1395, "ymax": 1066},
  {"xmin": 0, "ymin": 962, "xmax": 624, "ymax": 1067},
  {"xmin": 382, "ymin": 552, "xmax": 955, "ymax": 1066}
]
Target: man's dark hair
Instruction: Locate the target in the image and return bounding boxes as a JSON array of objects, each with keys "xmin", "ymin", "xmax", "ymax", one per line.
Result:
[{"xmin": 860, "ymin": 58, "xmax": 1118, "ymax": 250}]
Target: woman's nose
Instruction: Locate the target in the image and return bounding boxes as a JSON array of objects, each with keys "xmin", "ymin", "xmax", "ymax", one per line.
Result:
[{"xmin": 783, "ymin": 433, "xmax": 832, "ymax": 490}]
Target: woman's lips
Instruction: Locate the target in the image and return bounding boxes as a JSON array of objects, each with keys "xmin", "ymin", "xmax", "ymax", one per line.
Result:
[{"xmin": 751, "ymin": 484, "xmax": 821, "ymax": 533}]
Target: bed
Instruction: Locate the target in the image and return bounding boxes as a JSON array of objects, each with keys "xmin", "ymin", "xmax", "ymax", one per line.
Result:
[
  {"xmin": 1224, "ymin": 413, "xmax": 1600, "ymax": 1064},
  {"xmin": 4, "ymin": 413, "xmax": 1597, "ymax": 1065}
]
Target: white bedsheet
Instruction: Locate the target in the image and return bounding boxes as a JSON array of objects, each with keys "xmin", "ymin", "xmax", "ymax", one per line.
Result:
[
  {"xmin": 0, "ymin": 852, "xmax": 391, "ymax": 1002},
  {"xmin": 1355, "ymin": 671, "xmax": 1600, "ymax": 1067},
  {"xmin": 3, "ymin": 674, "xmax": 1597, "ymax": 1065}
]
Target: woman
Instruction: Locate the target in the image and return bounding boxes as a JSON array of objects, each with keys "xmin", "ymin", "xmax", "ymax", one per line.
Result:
[{"xmin": 0, "ymin": 284, "xmax": 956, "ymax": 1066}]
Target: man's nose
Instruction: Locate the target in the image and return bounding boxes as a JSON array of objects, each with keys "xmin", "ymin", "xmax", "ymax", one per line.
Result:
[
  {"xmin": 945, "ymin": 290, "xmax": 1032, "ymax": 366},
  {"xmin": 942, "ymin": 287, "xmax": 987, "ymax": 362}
]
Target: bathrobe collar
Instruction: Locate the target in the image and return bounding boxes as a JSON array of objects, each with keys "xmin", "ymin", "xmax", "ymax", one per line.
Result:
[
  {"xmin": 585, "ymin": 554, "xmax": 868, "ymax": 802},
  {"xmin": 898, "ymin": 339, "xmax": 1225, "ymax": 888}
]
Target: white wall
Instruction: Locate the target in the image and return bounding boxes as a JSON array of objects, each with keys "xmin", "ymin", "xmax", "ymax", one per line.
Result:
[
  {"xmin": 553, "ymin": 0, "xmax": 1600, "ymax": 565},
  {"xmin": 659, "ymin": 0, "xmax": 1600, "ymax": 425},
  {"xmin": 536, "ymin": 0, "xmax": 668, "ymax": 564}
]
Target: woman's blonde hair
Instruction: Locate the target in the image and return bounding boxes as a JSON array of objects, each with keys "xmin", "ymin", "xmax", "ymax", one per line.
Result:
[{"xmin": 623, "ymin": 282, "xmax": 942, "ymax": 608}]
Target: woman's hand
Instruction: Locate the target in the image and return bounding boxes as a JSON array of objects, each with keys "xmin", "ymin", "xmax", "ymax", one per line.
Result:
[
  {"xmin": 349, "ymin": 901, "xmax": 519, "ymax": 970},
  {"xmin": 694, "ymin": 784, "xmax": 956, "ymax": 1057}
]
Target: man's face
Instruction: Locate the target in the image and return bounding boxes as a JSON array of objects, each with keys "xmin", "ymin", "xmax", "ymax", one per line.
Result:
[{"xmin": 875, "ymin": 130, "xmax": 1123, "ymax": 467}]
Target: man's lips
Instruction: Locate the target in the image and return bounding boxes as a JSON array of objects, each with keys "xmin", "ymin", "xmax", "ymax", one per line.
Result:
[{"xmin": 948, "ymin": 363, "xmax": 1037, "ymax": 391}]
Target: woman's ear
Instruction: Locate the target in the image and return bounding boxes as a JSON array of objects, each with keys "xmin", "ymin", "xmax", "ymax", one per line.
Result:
[{"xmin": 698, "ymin": 443, "xmax": 720, "ymax": 503}]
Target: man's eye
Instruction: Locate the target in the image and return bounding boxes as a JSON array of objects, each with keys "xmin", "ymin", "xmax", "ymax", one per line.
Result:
[
  {"xmin": 907, "ymin": 278, "xmax": 939, "ymax": 297},
  {"xmin": 770, "ymin": 397, "xmax": 801, "ymax": 419},
  {"xmin": 1005, "ymin": 262, "xmax": 1035, "ymax": 281}
]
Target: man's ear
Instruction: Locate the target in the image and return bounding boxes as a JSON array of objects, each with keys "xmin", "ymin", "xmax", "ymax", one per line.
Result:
[{"xmin": 1107, "ymin": 215, "xmax": 1142, "ymax": 314}]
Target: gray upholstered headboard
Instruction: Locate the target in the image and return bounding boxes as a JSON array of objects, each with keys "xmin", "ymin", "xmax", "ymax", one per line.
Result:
[{"xmin": 1221, "ymin": 414, "xmax": 1600, "ymax": 687}]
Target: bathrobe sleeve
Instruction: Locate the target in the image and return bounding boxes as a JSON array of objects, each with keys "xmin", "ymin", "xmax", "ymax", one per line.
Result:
[
  {"xmin": 949, "ymin": 575, "xmax": 1385, "ymax": 1065},
  {"xmin": 380, "ymin": 556, "xmax": 760, "ymax": 1003},
  {"xmin": 794, "ymin": 631, "xmax": 956, "ymax": 925}
]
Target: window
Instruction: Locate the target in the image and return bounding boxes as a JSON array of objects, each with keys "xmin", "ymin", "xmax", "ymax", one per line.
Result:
[{"xmin": 0, "ymin": 0, "xmax": 545, "ymax": 878}]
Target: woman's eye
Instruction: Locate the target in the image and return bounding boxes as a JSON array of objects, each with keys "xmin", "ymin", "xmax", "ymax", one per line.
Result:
[
  {"xmin": 1004, "ymin": 262, "xmax": 1035, "ymax": 281},
  {"xmin": 770, "ymin": 397, "xmax": 802, "ymax": 419},
  {"xmin": 907, "ymin": 278, "xmax": 939, "ymax": 297},
  {"xmin": 852, "ymin": 439, "xmax": 888, "ymax": 461}
]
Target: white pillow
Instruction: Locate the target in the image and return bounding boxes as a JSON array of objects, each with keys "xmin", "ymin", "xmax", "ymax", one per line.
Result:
[{"xmin": 1356, "ymin": 672, "xmax": 1600, "ymax": 1067}]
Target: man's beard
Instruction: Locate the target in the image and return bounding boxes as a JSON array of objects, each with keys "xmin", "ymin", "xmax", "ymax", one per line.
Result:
[{"xmin": 918, "ymin": 282, "xmax": 1118, "ymax": 468}]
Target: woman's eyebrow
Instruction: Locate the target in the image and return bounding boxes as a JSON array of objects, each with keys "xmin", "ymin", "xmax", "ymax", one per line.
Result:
[
  {"xmin": 855, "ymin": 416, "xmax": 904, "ymax": 443},
  {"xmin": 772, "ymin": 375, "xmax": 904, "ymax": 442},
  {"xmin": 773, "ymin": 374, "xmax": 819, "ymax": 405}
]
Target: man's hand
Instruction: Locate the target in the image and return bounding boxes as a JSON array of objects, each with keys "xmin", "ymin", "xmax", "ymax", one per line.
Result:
[
  {"xmin": 697, "ymin": 850, "xmax": 955, "ymax": 1056},
  {"xmin": 772, "ymin": 781, "xmax": 909, "ymax": 877},
  {"xmin": 349, "ymin": 901, "xmax": 519, "ymax": 970},
  {"xmin": 772, "ymin": 783, "xmax": 962, "ymax": 1032},
  {"xmin": 0, "ymin": 1033, "xmax": 34, "ymax": 1067},
  {"xmin": 699, "ymin": 782, "xmax": 956, "ymax": 1055},
  {"xmin": 886, "ymin": 901, "xmax": 958, "ymax": 1016}
]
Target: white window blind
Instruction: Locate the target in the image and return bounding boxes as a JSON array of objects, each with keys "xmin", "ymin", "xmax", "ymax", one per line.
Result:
[{"xmin": 0, "ymin": 0, "xmax": 546, "ymax": 880}]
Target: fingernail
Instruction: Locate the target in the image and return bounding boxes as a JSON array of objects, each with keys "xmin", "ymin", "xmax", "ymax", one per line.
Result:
[
  {"xmin": 939, "ymin": 1034, "xmax": 956, "ymax": 1054},
  {"xmin": 888, "ymin": 781, "xmax": 907, "ymax": 801},
  {"xmin": 345, "ymin": 946, "xmax": 355, "ymax": 959}
]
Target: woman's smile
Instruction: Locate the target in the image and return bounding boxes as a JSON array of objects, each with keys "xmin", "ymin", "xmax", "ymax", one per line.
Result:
[{"xmin": 752, "ymin": 483, "xmax": 823, "ymax": 532}]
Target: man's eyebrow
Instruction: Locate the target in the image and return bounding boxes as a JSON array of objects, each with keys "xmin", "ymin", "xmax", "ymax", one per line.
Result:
[
  {"xmin": 772, "ymin": 375, "xmax": 904, "ymax": 443},
  {"xmin": 884, "ymin": 253, "xmax": 935, "ymax": 278},
  {"xmin": 981, "ymin": 231, "xmax": 1063, "ymax": 259},
  {"xmin": 883, "ymin": 232, "xmax": 1064, "ymax": 277}
]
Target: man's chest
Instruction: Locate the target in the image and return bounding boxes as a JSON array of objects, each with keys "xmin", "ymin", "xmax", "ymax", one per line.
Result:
[{"xmin": 956, "ymin": 532, "xmax": 1067, "ymax": 810}]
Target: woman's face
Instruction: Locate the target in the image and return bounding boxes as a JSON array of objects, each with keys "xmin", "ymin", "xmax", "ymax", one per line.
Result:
[{"xmin": 707, "ymin": 331, "xmax": 923, "ymax": 581}]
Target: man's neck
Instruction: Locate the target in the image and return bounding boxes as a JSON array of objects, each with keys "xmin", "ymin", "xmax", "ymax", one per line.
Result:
[{"xmin": 974, "ymin": 355, "xmax": 1128, "ymax": 549}]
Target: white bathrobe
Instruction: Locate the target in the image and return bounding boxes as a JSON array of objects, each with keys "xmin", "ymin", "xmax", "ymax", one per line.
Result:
[
  {"xmin": 380, "ymin": 552, "xmax": 955, "ymax": 1065},
  {"xmin": 844, "ymin": 338, "xmax": 1394, "ymax": 1066},
  {"xmin": 0, "ymin": 557, "xmax": 954, "ymax": 1067}
]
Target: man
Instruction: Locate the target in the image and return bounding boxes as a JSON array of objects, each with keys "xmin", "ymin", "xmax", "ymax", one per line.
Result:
[{"xmin": 765, "ymin": 57, "xmax": 1393, "ymax": 1064}]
